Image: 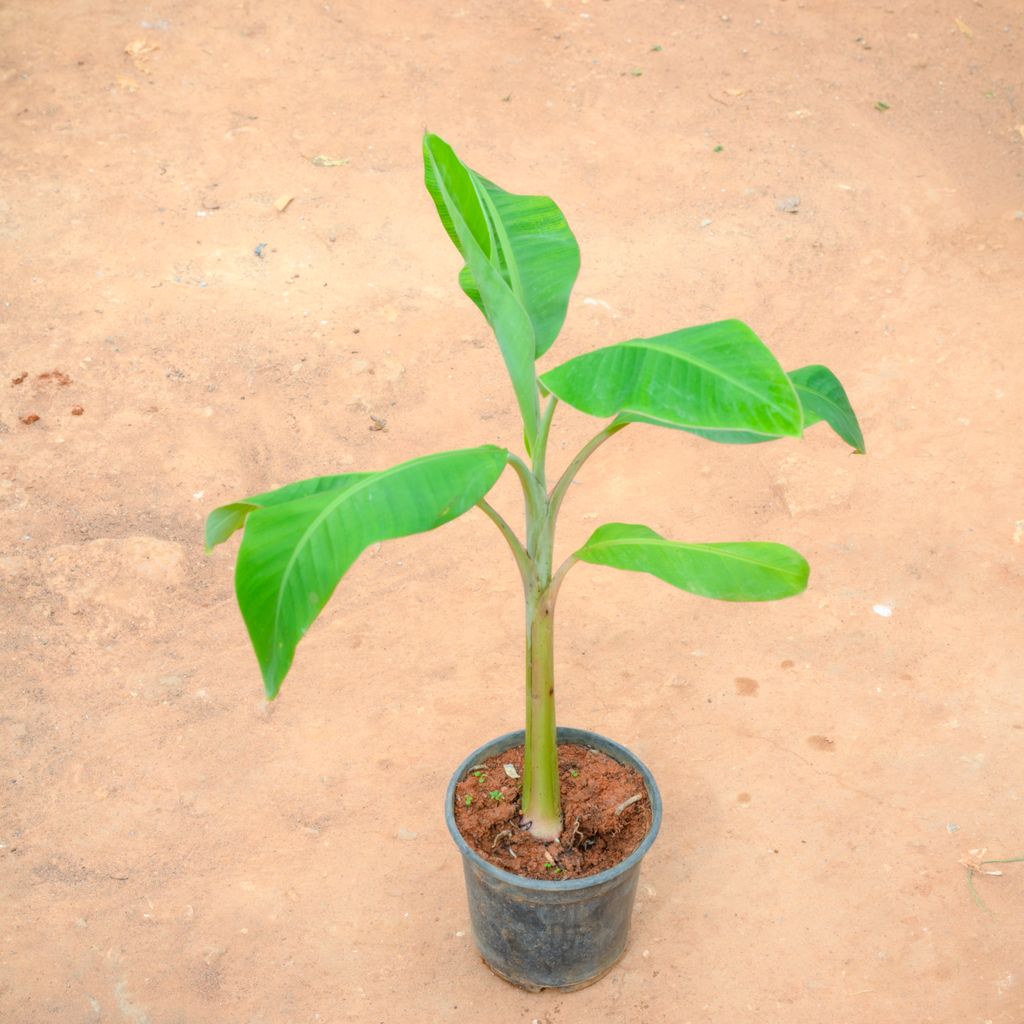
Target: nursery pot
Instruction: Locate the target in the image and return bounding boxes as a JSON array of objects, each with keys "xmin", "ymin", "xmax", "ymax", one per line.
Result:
[{"xmin": 445, "ymin": 727, "xmax": 662, "ymax": 992}]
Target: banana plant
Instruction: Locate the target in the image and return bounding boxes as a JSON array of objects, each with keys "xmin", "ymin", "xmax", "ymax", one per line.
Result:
[{"xmin": 207, "ymin": 133, "xmax": 864, "ymax": 843}]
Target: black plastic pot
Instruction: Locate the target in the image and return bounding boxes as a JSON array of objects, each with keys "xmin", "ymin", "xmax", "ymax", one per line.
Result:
[{"xmin": 445, "ymin": 727, "xmax": 662, "ymax": 992}]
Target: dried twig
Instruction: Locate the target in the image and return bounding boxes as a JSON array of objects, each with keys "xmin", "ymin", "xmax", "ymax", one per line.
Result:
[{"xmin": 614, "ymin": 794, "xmax": 643, "ymax": 817}]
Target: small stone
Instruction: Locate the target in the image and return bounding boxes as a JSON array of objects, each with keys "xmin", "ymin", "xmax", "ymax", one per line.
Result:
[
  {"xmin": 397, "ymin": 828, "xmax": 417, "ymax": 841},
  {"xmin": 776, "ymin": 196, "xmax": 801, "ymax": 213}
]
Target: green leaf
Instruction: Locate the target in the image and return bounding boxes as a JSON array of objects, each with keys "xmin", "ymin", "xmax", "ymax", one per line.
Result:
[
  {"xmin": 205, "ymin": 473, "xmax": 372, "ymax": 552},
  {"xmin": 671, "ymin": 364, "xmax": 865, "ymax": 452},
  {"xmin": 541, "ymin": 320, "xmax": 803, "ymax": 439},
  {"xmin": 423, "ymin": 134, "xmax": 539, "ymax": 445},
  {"xmin": 423, "ymin": 136, "xmax": 579, "ymax": 360},
  {"xmin": 575, "ymin": 523, "xmax": 809, "ymax": 602},
  {"xmin": 226, "ymin": 445, "xmax": 509, "ymax": 697},
  {"xmin": 469, "ymin": 173, "xmax": 579, "ymax": 358},
  {"xmin": 790, "ymin": 365, "xmax": 865, "ymax": 453}
]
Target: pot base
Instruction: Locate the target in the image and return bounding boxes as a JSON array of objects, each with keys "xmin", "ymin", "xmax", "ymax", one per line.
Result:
[{"xmin": 481, "ymin": 951, "xmax": 622, "ymax": 993}]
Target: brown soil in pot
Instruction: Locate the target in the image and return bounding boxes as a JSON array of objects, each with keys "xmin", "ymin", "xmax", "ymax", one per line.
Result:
[{"xmin": 453, "ymin": 743, "xmax": 653, "ymax": 880}]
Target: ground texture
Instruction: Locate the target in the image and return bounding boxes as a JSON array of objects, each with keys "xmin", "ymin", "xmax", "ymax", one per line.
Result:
[{"xmin": 2, "ymin": 1, "xmax": 1023, "ymax": 1021}]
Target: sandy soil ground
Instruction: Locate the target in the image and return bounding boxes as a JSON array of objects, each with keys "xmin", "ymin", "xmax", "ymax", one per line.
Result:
[{"xmin": 2, "ymin": 1, "xmax": 1023, "ymax": 1021}]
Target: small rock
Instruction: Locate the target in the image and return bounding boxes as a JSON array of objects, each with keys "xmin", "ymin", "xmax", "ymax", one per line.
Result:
[
  {"xmin": 699, "ymin": 217, "xmax": 713, "ymax": 228},
  {"xmin": 397, "ymin": 828, "xmax": 417, "ymax": 841},
  {"xmin": 776, "ymin": 196, "xmax": 801, "ymax": 214}
]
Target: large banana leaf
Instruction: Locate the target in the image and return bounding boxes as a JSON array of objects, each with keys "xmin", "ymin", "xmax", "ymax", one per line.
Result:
[
  {"xmin": 540, "ymin": 320, "xmax": 803, "ymax": 439},
  {"xmin": 575, "ymin": 523, "xmax": 809, "ymax": 601},
  {"xmin": 680, "ymin": 364, "xmax": 865, "ymax": 453},
  {"xmin": 209, "ymin": 445, "xmax": 509, "ymax": 697}
]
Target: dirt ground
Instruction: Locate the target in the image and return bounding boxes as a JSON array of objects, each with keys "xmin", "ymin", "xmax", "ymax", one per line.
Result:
[{"xmin": 2, "ymin": 0, "xmax": 1023, "ymax": 1020}]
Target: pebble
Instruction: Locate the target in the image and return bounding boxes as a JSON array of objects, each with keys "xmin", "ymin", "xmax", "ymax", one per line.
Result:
[{"xmin": 776, "ymin": 196, "xmax": 801, "ymax": 213}]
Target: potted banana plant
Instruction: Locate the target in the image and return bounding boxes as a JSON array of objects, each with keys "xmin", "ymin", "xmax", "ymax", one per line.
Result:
[{"xmin": 206, "ymin": 133, "xmax": 864, "ymax": 991}]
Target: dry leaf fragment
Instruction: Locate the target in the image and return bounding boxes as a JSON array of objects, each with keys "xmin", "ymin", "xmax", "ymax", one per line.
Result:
[
  {"xmin": 310, "ymin": 154, "xmax": 350, "ymax": 167},
  {"xmin": 723, "ymin": 87, "xmax": 748, "ymax": 97},
  {"xmin": 959, "ymin": 848, "xmax": 1003, "ymax": 875},
  {"xmin": 1015, "ymin": 125, "xmax": 1024, "ymax": 140},
  {"xmin": 116, "ymin": 75, "xmax": 140, "ymax": 92},
  {"xmin": 274, "ymin": 195, "xmax": 294, "ymax": 212},
  {"xmin": 124, "ymin": 38, "xmax": 159, "ymax": 73},
  {"xmin": 954, "ymin": 17, "xmax": 973, "ymax": 37}
]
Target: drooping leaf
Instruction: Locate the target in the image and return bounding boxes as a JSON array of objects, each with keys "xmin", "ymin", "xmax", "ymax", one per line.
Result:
[
  {"xmin": 223, "ymin": 445, "xmax": 509, "ymax": 697},
  {"xmin": 541, "ymin": 320, "xmax": 803, "ymax": 439},
  {"xmin": 574, "ymin": 523, "xmax": 809, "ymax": 601},
  {"xmin": 205, "ymin": 473, "xmax": 372, "ymax": 552},
  {"xmin": 665, "ymin": 364, "xmax": 865, "ymax": 453},
  {"xmin": 789, "ymin": 365, "xmax": 865, "ymax": 453},
  {"xmin": 423, "ymin": 134, "xmax": 540, "ymax": 445}
]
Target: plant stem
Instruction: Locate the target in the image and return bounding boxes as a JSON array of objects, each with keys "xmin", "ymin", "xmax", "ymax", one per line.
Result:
[
  {"xmin": 549, "ymin": 421, "xmax": 627, "ymax": 524},
  {"xmin": 532, "ymin": 395, "xmax": 558, "ymax": 487},
  {"xmin": 522, "ymin": 584, "xmax": 561, "ymax": 840},
  {"xmin": 477, "ymin": 499, "xmax": 530, "ymax": 586},
  {"xmin": 517, "ymin": 417, "xmax": 628, "ymax": 842}
]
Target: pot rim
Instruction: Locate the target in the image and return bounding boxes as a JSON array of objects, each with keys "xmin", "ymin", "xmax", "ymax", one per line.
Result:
[{"xmin": 444, "ymin": 726, "xmax": 663, "ymax": 892}]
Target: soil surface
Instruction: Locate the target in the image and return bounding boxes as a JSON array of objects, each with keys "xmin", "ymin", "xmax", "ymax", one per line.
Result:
[
  {"xmin": 3, "ymin": 1, "xmax": 1024, "ymax": 1022},
  {"xmin": 454, "ymin": 743, "xmax": 653, "ymax": 880}
]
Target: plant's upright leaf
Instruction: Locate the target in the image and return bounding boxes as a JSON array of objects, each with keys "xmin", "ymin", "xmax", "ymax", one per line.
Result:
[
  {"xmin": 205, "ymin": 473, "xmax": 372, "ymax": 552},
  {"xmin": 470, "ymin": 174, "xmax": 579, "ymax": 358},
  {"xmin": 661, "ymin": 364, "xmax": 865, "ymax": 453},
  {"xmin": 424, "ymin": 137, "xmax": 579, "ymax": 361},
  {"xmin": 541, "ymin": 320, "xmax": 803, "ymax": 439},
  {"xmin": 423, "ymin": 134, "xmax": 539, "ymax": 445},
  {"xmin": 225, "ymin": 445, "xmax": 508, "ymax": 697},
  {"xmin": 575, "ymin": 523, "xmax": 809, "ymax": 601}
]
